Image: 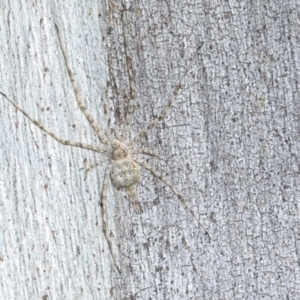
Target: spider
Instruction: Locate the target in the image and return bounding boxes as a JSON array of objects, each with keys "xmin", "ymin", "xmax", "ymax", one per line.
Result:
[{"xmin": 0, "ymin": 25, "xmax": 207, "ymax": 272}]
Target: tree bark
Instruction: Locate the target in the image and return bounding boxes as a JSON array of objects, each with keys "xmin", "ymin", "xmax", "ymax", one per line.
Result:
[{"xmin": 1, "ymin": 0, "xmax": 300, "ymax": 299}]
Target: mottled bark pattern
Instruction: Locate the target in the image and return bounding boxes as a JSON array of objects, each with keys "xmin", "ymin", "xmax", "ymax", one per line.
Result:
[{"xmin": 0, "ymin": 0, "xmax": 300, "ymax": 299}]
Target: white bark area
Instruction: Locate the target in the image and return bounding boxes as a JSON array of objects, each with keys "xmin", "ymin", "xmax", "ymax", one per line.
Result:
[{"xmin": 1, "ymin": 0, "xmax": 300, "ymax": 299}]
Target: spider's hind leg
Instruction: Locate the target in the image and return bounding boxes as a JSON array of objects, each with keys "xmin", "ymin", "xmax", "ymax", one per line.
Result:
[
  {"xmin": 80, "ymin": 158, "xmax": 109, "ymax": 180},
  {"xmin": 135, "ymin": 158, "xmax": 210, "ymax": 239},
  {"xmin": 101, "ymin": 167, "xmax": 120, "ymax": 273}
]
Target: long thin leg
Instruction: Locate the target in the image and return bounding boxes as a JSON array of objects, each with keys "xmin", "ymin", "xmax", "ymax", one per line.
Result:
[
  {"xmin": 55, "ymin": 25, "xmax": 109, "ymax": 145},
  {"xmin": 130, "ymin": 43, "xmax": 204, "ymax": 145},
  {"xmin": 132, "ymin": 149, "xmax": 164, "ymax": 160},
  {"xmin": 135, "ymin": 158, "xmax": 210, "ymax": 238},
  {"xmin": 81, "ymin": 158, "xmax": 109, "ymax": 180},
  {"xmin": 120, "ymin": 8, "xmax": 137, "ymax": 141},
  {"xmin": 0, "ymin": 92, "xmax": 106, "ymax": 153},
  {"xmin": 101, "ymin": 166, "xmax": 121, "ymax": 273}
]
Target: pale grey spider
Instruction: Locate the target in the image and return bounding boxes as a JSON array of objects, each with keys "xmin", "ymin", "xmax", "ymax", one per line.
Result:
[{"xmin": 0, "ymin": 25, "xmax": 206, "ymax": 272}]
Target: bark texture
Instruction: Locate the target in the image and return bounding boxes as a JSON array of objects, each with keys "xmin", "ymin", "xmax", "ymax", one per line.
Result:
[{"xmin": 0, "ymin": 0, "xmax": 300, "ymax": 299}]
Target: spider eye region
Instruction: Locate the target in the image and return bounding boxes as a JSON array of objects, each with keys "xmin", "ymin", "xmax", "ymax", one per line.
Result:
[
  {"xmin": 112, "ymin": 139, "xmax": 120, "ymax": 149},
  {"xmin": 110, "ymin": 159, "xmax": 140, "ymax": 189},
  {"xmin": 112, "ymin": 141, "xmax": 129, "ymax": 160}
]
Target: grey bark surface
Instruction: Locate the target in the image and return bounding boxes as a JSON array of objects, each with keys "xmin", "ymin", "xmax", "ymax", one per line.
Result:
[{"xmin": 1, "ymin": 0, "xmax": 300, "ymax": 299}]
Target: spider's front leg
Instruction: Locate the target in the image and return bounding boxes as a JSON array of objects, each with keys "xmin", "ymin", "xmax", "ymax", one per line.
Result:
[
  {"xmin": 120, "ymin": 8, "xmax": 137, "ymax": 142},
  {"xmin": 55, "ymin": 25, "xmax": 109, "ymax": 146},
  {"xmin": 132, "ymin": 149, "xmax": 164, "ymax": 161},
  {"xmin": 0, "ymin": 92, "xmax": 106, "ymax": 153},
  {"xmin": 130, "ymin": 43, "xmax": 204, "ymax": 146}
]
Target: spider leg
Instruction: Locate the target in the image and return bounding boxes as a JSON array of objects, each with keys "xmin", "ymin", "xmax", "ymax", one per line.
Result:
[
  {"xmin": 120, "ymin": 9, "xmax": 137, "ymax": 141},
  {"xmin": 101, "ymin": 166, "xmax": 120, "ymax": 273},
  {"xmin": 132, "ymin": 149, "xmax": 164, "ymax": 161},
  {"xmin": 0, "ymin": 92, "xmax": 106, "ymax": 153},
  {"xmin": 130, "ymin": 43, "xmax": 204, "ymax": 145},
  {"xmin": 55, "ymin": 25, "xmax": 109, "ymax": 145},
  {"xmin": 80, "ymin": 158, "xmax": 109, "ymax": 180},
  {"xmin": 135, "ymin": 158, "xmax": 210, "ymax": 238}
]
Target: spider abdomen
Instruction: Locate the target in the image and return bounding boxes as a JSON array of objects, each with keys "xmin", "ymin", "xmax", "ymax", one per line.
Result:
[{"xmin": 110, "ymin": 158, "xmax": 140, "ymax": 189}]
